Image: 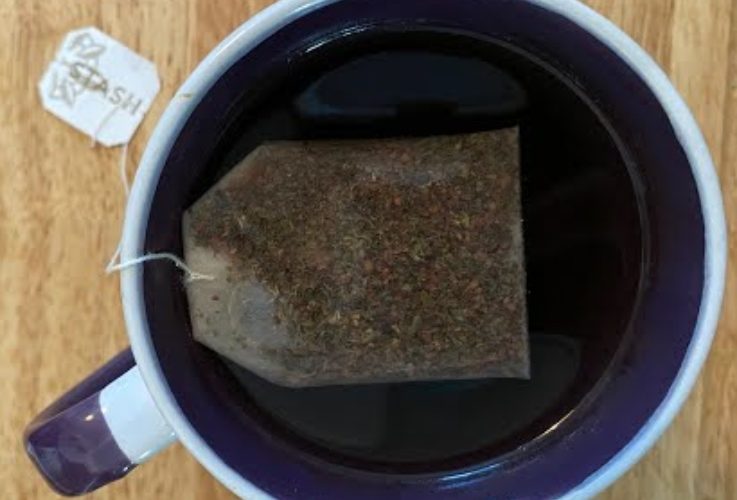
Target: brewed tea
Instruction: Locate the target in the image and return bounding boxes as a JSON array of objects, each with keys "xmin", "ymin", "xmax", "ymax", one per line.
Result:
[{"xmin": 185, "ymin": 28, "xmax": 645, "ymax": 467}]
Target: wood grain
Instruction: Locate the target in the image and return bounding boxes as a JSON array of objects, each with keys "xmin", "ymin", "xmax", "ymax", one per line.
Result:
[{"xmin": 0, "ymin": 1, "xmax": 734, "ymax": 498}]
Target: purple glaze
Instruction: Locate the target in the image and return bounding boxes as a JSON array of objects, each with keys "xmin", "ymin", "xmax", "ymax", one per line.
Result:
[
  {"xmin": 24, "ymin": 351, "xmax": 136, "ymax": 496},
  {"xmin": 139, "ymin": 1, "xmax": 705, "ymax": 498}
]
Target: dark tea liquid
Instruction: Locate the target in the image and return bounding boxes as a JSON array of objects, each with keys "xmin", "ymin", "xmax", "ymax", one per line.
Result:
[{"xmin": 196, "ymin": 28, "xmax": 647, "ymax": 471}]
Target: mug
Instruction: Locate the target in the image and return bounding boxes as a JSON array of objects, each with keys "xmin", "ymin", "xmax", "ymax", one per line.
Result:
[{"xmin": 25, "ymin": 0, "xmax": 727, "ymax": 498}]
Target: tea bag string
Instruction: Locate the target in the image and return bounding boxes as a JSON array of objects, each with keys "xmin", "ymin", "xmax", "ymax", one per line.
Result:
[
  {"xmin": 105, "ymin": 247, "xmax": 214, "ymax": 283},
  {"xmin": 98, "ymin": 119, "xmax": 214, "ymax": 283}
]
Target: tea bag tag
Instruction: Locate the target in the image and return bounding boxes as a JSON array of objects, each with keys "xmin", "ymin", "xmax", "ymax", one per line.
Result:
[{"xmin": 38, "ymin": 27, "xmax": 160, "ymax": 147}]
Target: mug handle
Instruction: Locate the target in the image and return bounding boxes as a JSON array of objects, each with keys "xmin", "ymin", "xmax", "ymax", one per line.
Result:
[{"xmin": 24, "ymin": 350, "xmax": 176, "ymax": 496}]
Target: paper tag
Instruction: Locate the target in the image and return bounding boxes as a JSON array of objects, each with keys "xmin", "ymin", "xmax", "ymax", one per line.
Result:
[{"xmin": 38, "ymin": 27, "xmax": 160, "ymax": 147}]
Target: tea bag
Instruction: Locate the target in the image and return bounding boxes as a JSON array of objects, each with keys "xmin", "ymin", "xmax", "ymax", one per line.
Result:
[{"xmin": 183, "ymin": 130, "xmax": 529, "ymax": 387}]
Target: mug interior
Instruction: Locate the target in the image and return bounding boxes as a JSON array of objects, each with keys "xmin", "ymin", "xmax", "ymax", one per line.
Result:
[{"xmin": 138, "ymin": 0, "xmax": 706, "ymax": 497}]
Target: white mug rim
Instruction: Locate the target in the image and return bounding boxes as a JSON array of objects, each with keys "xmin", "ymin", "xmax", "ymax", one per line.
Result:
[{"xmin": 119, "ymin": 0, "xmax": 727, "ymax": 498}]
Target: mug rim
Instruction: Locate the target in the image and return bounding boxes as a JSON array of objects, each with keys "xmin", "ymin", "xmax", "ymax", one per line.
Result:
[{"xmin": 120, "ymin": 0, "xmax": 727, "ymax": 498}]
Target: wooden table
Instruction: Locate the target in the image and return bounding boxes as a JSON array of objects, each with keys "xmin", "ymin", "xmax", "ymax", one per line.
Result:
[{"xmin": 1, "ymin": 0, "xmax": 734, "ymax": 498}]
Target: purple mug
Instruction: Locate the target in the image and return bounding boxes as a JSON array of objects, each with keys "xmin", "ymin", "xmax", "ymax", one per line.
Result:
[{"xmin": 25, "ymin": 0, "xmax": 726, "ymax": 497}]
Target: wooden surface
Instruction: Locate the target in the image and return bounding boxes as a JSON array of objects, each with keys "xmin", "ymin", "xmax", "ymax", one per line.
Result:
[{"xmin": 0, "ymin": 0, "xmax": 735, "ymax": 498}]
